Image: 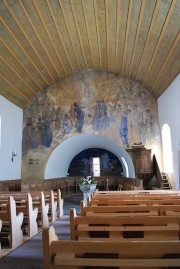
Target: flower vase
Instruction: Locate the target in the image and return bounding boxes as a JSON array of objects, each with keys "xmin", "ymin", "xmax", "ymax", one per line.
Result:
[{"xmin": 78, "ymin": 184, "xmax": 97, "ymax": 205}]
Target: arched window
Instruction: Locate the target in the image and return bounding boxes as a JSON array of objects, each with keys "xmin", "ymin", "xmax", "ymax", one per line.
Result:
[{"xmin": 162, "ymin": 123, "xmax": 173, "ymax": 172}]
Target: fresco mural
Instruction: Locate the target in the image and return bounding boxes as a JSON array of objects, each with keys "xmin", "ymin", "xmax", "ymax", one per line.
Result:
[{"xmin": 22, "ymin": 70, "xmax": 161, "ymax": 180}]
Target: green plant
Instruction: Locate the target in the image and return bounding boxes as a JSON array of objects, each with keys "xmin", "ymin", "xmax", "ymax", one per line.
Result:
[{"xmin": 80, "ymin": 176, "xmax": 95, "ymax": 185}]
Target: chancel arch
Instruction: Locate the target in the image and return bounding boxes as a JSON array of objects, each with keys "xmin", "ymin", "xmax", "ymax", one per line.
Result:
[{"xmin": 44, "ymin": 134, "xmax": 135, "ymax": 179}]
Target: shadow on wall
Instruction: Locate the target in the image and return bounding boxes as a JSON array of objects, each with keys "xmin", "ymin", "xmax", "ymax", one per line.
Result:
[{"xmin": 44, "ymin": 134, "xmax": 135, "ymax": 179}]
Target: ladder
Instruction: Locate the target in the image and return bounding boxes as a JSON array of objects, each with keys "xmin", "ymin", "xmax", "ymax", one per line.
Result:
[{"xmin": 161, "ymin": 172, "xmax": 171, "ymax": 189}]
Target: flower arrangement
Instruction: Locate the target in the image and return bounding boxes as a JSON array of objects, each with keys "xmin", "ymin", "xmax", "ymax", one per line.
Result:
[{"xmin": 80, "ymin": 176, "xmax": 95, "ymax": 185}]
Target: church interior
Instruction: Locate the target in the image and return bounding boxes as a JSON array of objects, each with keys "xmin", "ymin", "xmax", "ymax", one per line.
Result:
[{"xmin": 0, "ymin": 0, "xmax": 180, "ymax": 268}]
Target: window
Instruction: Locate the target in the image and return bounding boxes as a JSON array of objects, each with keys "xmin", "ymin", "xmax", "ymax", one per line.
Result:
[
  {"xmin": 162, "ymin": 123, "xmax": 173, "ymax": 172},
  {"xmin": 92, "ymin": 157, "xmax": 100, "ymax": 177}
]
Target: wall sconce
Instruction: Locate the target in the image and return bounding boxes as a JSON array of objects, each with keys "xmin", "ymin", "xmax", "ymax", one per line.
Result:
[{"xmin": 11, "ymin": 151, "xmax": 17, "ymax": 162}]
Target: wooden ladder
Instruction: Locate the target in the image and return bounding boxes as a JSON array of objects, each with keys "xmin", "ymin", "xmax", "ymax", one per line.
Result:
[{"xmin": 161, "ymin": 172, "xmax": 171, "ymax": 190}]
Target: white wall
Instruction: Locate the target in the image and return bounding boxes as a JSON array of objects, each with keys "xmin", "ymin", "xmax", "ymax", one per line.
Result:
[
  {"xmin": 0, "ymin": 96, "xmax": 23, "ymax": 180},
  {"xmin": 158, "ymin": 74, "xmax": 180, "ymax": 189}
]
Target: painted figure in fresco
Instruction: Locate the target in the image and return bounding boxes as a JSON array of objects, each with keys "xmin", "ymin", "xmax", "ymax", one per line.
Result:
[
  {"xmin": 69, "ymin": 104, "xmax": 76, "ymax": 127},
  {"xmin": 92, "ymin": 100, "xmax": 101, "ymax": 130},
  {"xmin": 22, "ymin": 117, "xmax": 34, "ymax": 154},
  {"xmin": 74, "ymin": 102, "xmax": 84, "ymax": 132},
  {"xmin": 120, "ymin": 109, "xmax": 131, "ymax": 145},
  {"xmin": 36, "ymin": 117, "xmax": 43, "ymax": 145},
  {"xmin": 29, "ymin": 126, "xmax": 39, "ymax": 149},
  {"xmin": 99, "ymin": 100, "xmax": 109, "ymax": 129},
  {"xmin": 54, "ymin": 107, "xmax": 62, "ymax": 130},
  {"xmin": 92, "ymin": 100, "xmax": 109, "ymax": 131},
  {"xmin": 62, "ymin": 114, "xmax": 72, "ymax": 134},
  {"xmin": 42, "ymin": 119, "xmax": 52, "ymax": 147}
]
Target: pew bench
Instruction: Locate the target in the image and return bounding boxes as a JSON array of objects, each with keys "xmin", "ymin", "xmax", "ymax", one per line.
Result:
[
  {"xmin": 0, "ymin": 196, "xmax": 24, "ymax": 248},
  {"xmin": 80, "ymin": 200, "xmax": 180, "ymax": 217},
  {"xmin": 87, "ymin": 197, "xmax": 180, "ymax": 206},
  {"xmin": 70, "ymin": 208, "xmax": 180, "ymax": 241},
  {"xmin": 43, "ymin": 226, "xmax": 180, "ymax": 269}
]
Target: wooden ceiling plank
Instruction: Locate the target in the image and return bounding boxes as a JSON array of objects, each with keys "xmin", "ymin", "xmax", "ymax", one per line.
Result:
[
  {"xmin": 134, "ymin": 0, "xmax": 160, "ymax": 81},
  {"xmin": 151, "ymin": 32, "xmax": 180, "ymax": 93},
  {"xmin": 105, "ymin": 0, "xmax": 109, "ymax": 70},
  {"xmin": 115, "ymin": 0, "xmax": 120, "ymax": 72},
  {"xmin": 1, "ymin": 38, "xmax": 41, "ymax": 89},
  {"xmin": 32, "ymin": 0, "xmax": 67, "ymax": 76},
  {"xmin": 0, "ymin": 75, "xmax": 30, "ymax": 101},
  {"xmin": 128, "ymin": 0, "xmax": 145, "ymax": 77},
  {"xmin": 70, "ymin": 0, "xmax": 88, "ymax": 68},
  {"xmin": 122, "ymin": 0, "xmax": 133, "ymax": 75},
  {"xmin": 45, "ymin": 0, "xmax": 75, "ymax": 73},
  {"xmin": 95, "ymin": 0, "xmax": 108, "ymax": 70},
  {"xmin": 115, "ymin": 0, "xmax": 130, "ymax": 74},
  {"xmin": 4, "ymin": 0, "xmax": 55, "ymax": 82},
  {"xmin": 82, "ymin": 0, "xmax": 95, "ymax": 69},
  {"xmin": 18, "ymin": 0, "xmax": 59, "ymax": 80},
  {"xmin": 0, "ymin": 16, "xmax": 49, "ymax": 85},
  {"xmin": 93, "ymin": 0, "xmax": 102, "ymax": 69},
  {"xmin": 154, "ymin": 63, "xmax": 179, "ymax": 98},
  {"xmin": 142, "ymin": 0, "xmax": 176, "ymax": 86},
  {"xmin": 59, "ymin": 0, "xmax": 81, "ymax": 70},
  {"xmin": 1, "ymin": 56, "xmax": 35, "ymax": 94}
]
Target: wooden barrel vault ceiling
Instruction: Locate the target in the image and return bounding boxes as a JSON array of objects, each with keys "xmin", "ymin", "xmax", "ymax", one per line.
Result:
[{"xmin": 0, "ymin": 0, "xmax": 180, "ymax": 108}]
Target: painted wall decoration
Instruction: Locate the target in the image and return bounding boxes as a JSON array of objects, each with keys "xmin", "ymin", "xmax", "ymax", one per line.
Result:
[{"xmin": 22, "ymin": 70, "xmax": 161, "ymax": 180}]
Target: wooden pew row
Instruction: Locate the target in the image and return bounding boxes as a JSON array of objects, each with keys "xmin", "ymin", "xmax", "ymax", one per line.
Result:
[
  {"xmin": 0, "ymin": 192, "xmax": 48, "ymax": 229},
  {"xmin": 0, "ymin": 196, "xmax": 24, "ymax": 248},
  {"xmin": 93, "ymin": 189, "xmax": 180, "ymax": 196},
  {"xmin": 87, "ymin": 196, "xmax": 180, "ymax": 206},
  {"xmin": 43, "ymin": 226, "xmax": 180, "ymax": 269},
  {"xmin": 70, "ymin": 208, "xmax": 180, "ymax": 241},
  {"xmin": 90, "ymin": 190, "xmax": 180, "ymax": 201},
  {"xmin": 0, "ymin": 189, "xmax": 63, "ymax": 228},
  {"xmin": 80, "ymin": 200, "xmax": 180, "ymax": 217},
  {"xmin": 0, "ymin": 193, "xmax": 38, "ymax": 237},
  {"xmin": 30, "ymin": 189, "xmax": 63, "ymax": 225}
]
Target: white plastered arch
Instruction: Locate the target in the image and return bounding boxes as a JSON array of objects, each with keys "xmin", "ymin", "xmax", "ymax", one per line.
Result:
[{"xmin": 44, "ymin": 134, "xmax": 135, "ymax": 179}]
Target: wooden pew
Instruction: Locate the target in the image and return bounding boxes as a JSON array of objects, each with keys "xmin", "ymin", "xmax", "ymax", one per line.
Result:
[
  {"xmin": 0, "ymin": 196, "xmax": 24, "ymax": 248},
  {"xmin": 43, "ymin": 226, "xmax": 180, "ymax": 269},
  {"xmin": 90, "ymin": 190, "xmax": 180, "ymax": 201},
  {"xmin": 70, "ymin": 208, "xmax": 180, "ymax": 241},
  {"xmin": 32, "ymin": 192, "xmax": 49, "ymax": 228},
  {"xmin": 53, "ymin": 189, "xmax": 64, "ymax": 218},
  {"xmin": 87, "ymin": 191, "xmax": 180, "ymax": 206},
  {"xmin": 44, "ymin": 189, "xmax": 64, "ymax": 221},
  {"xmin": 0, "ymin": 189, "xmax": 63, "ymax": 228},
  {"xmin": 0, "ymin": 192, "xmax": 39, "ymax": 236},
  {"xmin": 15, "ymin": 193, "xmax": 38, "ymax": 237},
  {"xmin": 80, "ymin": 200, "xmax": 180, "ymax": 217}
]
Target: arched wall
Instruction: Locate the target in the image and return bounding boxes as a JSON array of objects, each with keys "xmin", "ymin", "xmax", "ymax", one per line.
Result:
[{"xmin": 45, "ymin": 134, "xmax": 135, "ymax": 179}]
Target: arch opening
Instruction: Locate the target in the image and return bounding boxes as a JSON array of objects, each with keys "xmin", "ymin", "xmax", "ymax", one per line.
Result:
[
  {"xmin": 44, "ymin": 134, "xmax": 135, "ymax": 179},
  {"xmin": 67, "ymin": 148, "xmax": 124, "ymax": 177}
]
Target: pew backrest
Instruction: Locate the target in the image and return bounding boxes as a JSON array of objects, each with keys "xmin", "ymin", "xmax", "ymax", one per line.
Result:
[
  {"xmin": 0, "ymin": 196, "xmax": 24, "ymax": 248},
  {"xmin": 43, "ymin": 226, "xmax": 180, "ymax": 269},
  {"xmin": 70, "ymin": 208, "xmax": 180, "ymax": 241}
]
